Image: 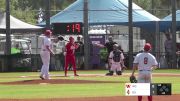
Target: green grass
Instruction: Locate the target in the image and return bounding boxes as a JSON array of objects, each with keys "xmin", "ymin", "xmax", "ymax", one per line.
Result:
[
  {"xmin": 0, "ymin": 69, "xmax": 178, "ymax": 77},
  {"xmin": 0, "ymin": 83, "xmax": 123, "ymax": 99},
  {"xmin": 0, "ymin": 69, "xmax": 179, "ymax": 99}
]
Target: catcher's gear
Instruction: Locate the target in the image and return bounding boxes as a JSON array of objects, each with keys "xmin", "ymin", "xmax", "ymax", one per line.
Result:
[
  {"xmin": 116, "ymin": 71, "xmax": 122, "ymax": 75},
  {"xmin": 121, "ymin": 65, "xmax": 126, "ymax": 72},
  {"xmin": 130, "ymin": 75, "xmax": 137, "ymax": 83}
]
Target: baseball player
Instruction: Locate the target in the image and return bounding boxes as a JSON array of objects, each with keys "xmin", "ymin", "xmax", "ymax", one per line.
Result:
[
  {"xmin": 64, "ymin": 36, "xmax": 79, "ymax": 76},
  {"xmin": 40, "ymin": 30, "xmax": 54, "ymax": 80},
  {"xmin": 106, "ymin": 44, "xmax": 125, "ymax": 76},
  {"xmin": 131, "ymin": 43, "xmax": 158, "ymax": 101}
]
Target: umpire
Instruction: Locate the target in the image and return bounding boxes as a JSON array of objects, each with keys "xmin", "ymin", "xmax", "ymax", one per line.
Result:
[{"xmin": 131, "ymin": 43, "xmax": 158, "ymax": 101}]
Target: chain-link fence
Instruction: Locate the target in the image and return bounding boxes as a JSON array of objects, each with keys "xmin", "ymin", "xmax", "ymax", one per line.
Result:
[{"xmin": 1, "ymin": 0, "xmax": 180, "ymax": 71}]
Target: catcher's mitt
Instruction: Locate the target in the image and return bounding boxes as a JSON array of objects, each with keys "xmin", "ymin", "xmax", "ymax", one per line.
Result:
[{"xmin": 130, "ymin": 75, "xmax": 137, "ymax": 83}]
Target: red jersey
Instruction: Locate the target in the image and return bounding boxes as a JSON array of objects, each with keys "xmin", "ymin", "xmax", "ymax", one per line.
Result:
[{"xmin": 65, "ymin": 42, "xmax": 79, "ymax": 56}]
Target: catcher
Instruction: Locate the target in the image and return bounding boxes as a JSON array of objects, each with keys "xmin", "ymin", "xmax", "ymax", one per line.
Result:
[
  {"xmin": 131, "ymin": 43, "xmax": 158, "ymax": 101},
  {"xmin": 106, "ymin": 44, "xmax": 126, "ymax": 76}
]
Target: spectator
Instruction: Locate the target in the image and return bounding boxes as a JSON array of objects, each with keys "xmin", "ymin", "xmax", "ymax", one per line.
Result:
[
  {"xmin": 75, "ymin": 36, "xmax": 84, "ymax": 69},
  {"xmin": 164, "ymin": 33, "xmax": 173, "ymax": 68},
  {"xmin": 99, "ymin": 47, "xmax": 108, "ymax": 68},
  {"xmin": 59, "ymin": 47, "xmax": 65, "ymax": 70},
  {"xmin": 11, "ymin": 44, "xmax": 21, "ymax": 54}
]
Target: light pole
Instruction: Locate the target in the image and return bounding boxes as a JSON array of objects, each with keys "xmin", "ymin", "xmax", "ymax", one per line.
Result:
[
  {"xmin": 171, "ymin": 0, "xmax": 177, "ymax": 68},
  {"xmin": 83, "ymin": 0, "xmax": 90, "ymax": 69},
  {"xmin": 45, "ymin": 0, "xmax": 51, "ymax": 29},
  {"xmin": 5, "ymin": 0, "xmax": 11, "ymax": 71},
  {"xmin": 128, "ymin": 0, "xmax": 133, "ymax": 68},
  {"xmin": 5, "ymin": 0, "xmax": 11, "ymax": 55}
]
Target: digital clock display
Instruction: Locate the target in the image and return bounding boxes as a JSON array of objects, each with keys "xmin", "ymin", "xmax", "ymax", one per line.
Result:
[{"xmin": 52, "ymin": 23, "xmax": 83, "ymax": 35}]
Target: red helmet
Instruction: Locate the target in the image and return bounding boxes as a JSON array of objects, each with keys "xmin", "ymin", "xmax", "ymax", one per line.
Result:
[
  {"xmin": 69, "ymin": 36, "xmax": 74, "ymax": 42},
  {"xmin": 44, "ymin": 30, "xmax": 52, "ymax": 36},
  {"xmin": 144, "ymin": 43, "xmax": 151, "ymax": 51}
]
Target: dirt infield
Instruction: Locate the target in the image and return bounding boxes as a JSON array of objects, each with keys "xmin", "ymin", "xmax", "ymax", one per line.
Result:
[
  {"xmin": 0, "ymin": 73, "xmax": 179, "ymax": 85},
  {"xmin": 0, "ymin": 95, "xmax": 180, "ymax": 101},
  {"xmin": 0, "ymin": 79, "xmax": 122, "ymax": 85}
]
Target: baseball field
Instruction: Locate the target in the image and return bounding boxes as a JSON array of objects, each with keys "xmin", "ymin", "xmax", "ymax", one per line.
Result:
[{"xmin": 0, "ymin": 69, "xmax": 180, "ymax": 101}]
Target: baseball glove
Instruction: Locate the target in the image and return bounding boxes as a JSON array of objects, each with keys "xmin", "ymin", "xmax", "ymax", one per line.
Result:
[
  {"xmin": 58, "ymin": 36, "xmax": 64, "ymax": 41},
  {"xmin": 130, "ymin": 75, "xmax": 137, "ymax": 83}
]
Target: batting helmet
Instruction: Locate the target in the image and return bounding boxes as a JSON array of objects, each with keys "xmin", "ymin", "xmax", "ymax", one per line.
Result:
[
  {"xmin": 144, "ymin": 43, "xmax": 151, "ymax": 51},
  {"xmin": 69, "ymin": 36, "xmax": 74, "ymax": 42},
  {"xmin": 44, "ymin": 30, "xmax": 52, "ymax": 36}
]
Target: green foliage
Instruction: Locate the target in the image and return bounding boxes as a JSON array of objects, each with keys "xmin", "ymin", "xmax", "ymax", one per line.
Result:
[
  {"xmin": 134, "ymin": 0, "xmax": 152, "ymax": 10},
  {"xmin": 0, "ymin": 0, "xmax": 76, "ymax": 24},
  {"xmin": 0, "ymin": 0, "xmax": 5, "ymax": 12},
  {"xmin": 0, "ymin": 0, "xmax": 180, "ymax": 24}
]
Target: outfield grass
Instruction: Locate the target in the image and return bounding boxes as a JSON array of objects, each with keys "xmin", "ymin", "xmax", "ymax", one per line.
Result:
[{"xmin": 0, "ymin": 69, "xmax": 179, "ymax": 99}]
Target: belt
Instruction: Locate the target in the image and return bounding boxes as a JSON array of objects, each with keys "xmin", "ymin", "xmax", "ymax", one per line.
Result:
[{"xmin": 139, "ymin": 70, "xmax": 151, "ymax": 71}]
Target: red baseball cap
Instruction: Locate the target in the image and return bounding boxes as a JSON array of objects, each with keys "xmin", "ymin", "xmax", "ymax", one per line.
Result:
[
  {"xmin": 144, "ymin": 43, "xmax": 151, "ymax": 51},
  {"xmin": 44, "ymin": 30, "xmax": 52, "ymax": 36}
]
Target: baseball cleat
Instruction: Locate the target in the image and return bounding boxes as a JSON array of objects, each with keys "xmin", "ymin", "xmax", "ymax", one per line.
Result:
[
  {"xmin": 106, "ymin": 71, "xmax": 114, "ymax": 76},
  {"xmin": 105, "ymin": 73, "xmax": 113, "ymax": 76},
  {"xmin": 116, "ymin": 71, "xmax": 122, "ymax": 75},
  {"xmin": 39, "ymin": 75, "xmax": 45, "ymax": 80},
  {"xmin": 74, "ymin": 74, "xmax": 79, "ymax": 76}
]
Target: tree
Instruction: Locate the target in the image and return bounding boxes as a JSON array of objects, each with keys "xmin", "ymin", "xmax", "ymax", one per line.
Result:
[
  {"xmin": 0, "ymin": 0, "xmax": 5, "ymax": 12},
  {"xmin": 8, "ymin": 0, "xmax": 76, "ymax": 24},
  {"xmin": 2, "ymin": 0, "xmax": 178, "ymax": 24}
]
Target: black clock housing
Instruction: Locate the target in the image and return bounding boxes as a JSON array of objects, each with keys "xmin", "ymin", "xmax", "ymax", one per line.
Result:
[{"xmin": 52, "ymin": 22, "xmax": 83, "ymax": 35}]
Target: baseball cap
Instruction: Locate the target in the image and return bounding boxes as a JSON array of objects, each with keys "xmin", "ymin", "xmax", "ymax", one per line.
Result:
[
  {"xmin": 44, "ymin": 30, "xmax": 52, "ymax": 35},
  {"xmin": 144, "ymin": 43, "xmax": 151, "ymax": 51}
]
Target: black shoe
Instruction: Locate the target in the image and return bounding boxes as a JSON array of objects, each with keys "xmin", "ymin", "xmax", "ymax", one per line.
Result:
[
  {"xmin": 106, "ymin": 73, "xmax": 113, "ymax": 76},
  {"xmin": 116, "ymin": 71, "xmax": 122, "ymax": 75},
  {"xmin": 39, "ymin": 75, "xmax": 45, "ymax": 80},
  {"xmin": 106, "ymin": 71, "xmax": 114, "ymax": 76}
]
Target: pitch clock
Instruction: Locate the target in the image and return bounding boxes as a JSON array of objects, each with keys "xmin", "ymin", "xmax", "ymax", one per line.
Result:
[{"xmin": 52, "ymin": 22, "xmax": 83, "ymax": 35}]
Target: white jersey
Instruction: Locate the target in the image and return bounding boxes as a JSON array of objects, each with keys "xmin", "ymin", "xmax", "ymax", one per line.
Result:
[
  {"xmin": 41, "ymin": 36, "xmax": 52, "ymax": 52},
  {"xmin": 133, "ymin": 52, "xmax": 158, "ymax": 70}
]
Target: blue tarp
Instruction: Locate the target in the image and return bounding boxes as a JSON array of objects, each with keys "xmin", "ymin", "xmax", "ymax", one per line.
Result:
[
  {"xmin": 39, "ymin": 0, "xmax": 160, "ymax": 31},
  {"xmin": 160, "ymin": 10, "xmax": 180, "ymax": 31}
]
